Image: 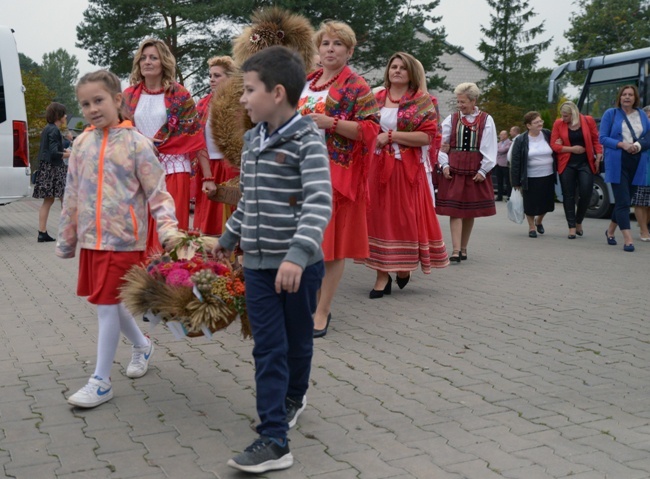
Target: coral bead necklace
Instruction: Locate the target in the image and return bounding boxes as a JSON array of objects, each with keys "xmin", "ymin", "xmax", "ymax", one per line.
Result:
[{"xmin": 309, "ymin": 69, "xmax": 342, "ymax": 92}]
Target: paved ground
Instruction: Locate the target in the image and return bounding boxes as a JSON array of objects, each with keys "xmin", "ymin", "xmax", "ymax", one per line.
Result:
[{"xmin": 1, "ymin": 198, "xmax": 649, "ymax": 479}]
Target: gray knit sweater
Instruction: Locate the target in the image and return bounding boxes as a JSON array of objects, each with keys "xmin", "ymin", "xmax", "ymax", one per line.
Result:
[{"xmin": 219, "ymin": 115, "xmax": 332, "ymax": 270}]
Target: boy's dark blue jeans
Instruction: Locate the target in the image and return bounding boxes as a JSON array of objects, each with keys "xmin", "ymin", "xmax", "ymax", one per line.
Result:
[{"xmin": 244, "ymin": 260, "xmax": 325, "ymax": 440}]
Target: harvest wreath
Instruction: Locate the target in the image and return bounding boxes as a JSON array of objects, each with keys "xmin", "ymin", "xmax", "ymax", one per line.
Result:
[{"xmin": 119, "ymin": 232, "xmax": 251, "ymax": 339}]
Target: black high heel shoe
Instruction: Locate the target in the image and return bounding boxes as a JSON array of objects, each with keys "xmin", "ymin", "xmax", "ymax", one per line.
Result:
[
  {"xmin": 449, "ymin": 251, "xmax": 461, "ymax": 263},
  {"xmin": 459, "ymin": 249, "xmax": 468, "ymax": 261},
  {"xmin": 396, "ymin": 273, "xmax": 411, "ymax": 290},
  {"xmin": 313, "ymin": 313, "xmax": 331, "ymax": 338},
  {"xmin": 369, "ymin": 275, "xmax": 392, "ymax": 299}
]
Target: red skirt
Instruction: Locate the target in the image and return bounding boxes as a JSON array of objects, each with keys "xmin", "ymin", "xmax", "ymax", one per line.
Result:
[
  {"xmin": 322, "ymin": 191, "xmax": 369, "ymax": 261},
  {"xmin": 78, "ymin": 249, "xmax": 145, "ymax": 305},
  {"xmin": 436, "ymin": 171, "xmax": 496, "ymax": 218},
  {"xmin": 147, "ymin": 172, "xmax": 190, "ymax": 254},
  {"xmin": 193, "ymin": 160, "xmax": 239, "ymax": 235},
  {"xmin": 363, "ymin": 158, "xmax": 448, "ymax": 273}
]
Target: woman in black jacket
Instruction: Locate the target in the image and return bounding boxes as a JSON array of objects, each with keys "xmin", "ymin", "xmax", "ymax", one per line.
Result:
[
  {"xmin": 32, "ymin": 102, "xmax": 70, "ymax": 242},
  {"xmin": 510, "ymin": 111, "xmax": 557, "ymax": 238}
]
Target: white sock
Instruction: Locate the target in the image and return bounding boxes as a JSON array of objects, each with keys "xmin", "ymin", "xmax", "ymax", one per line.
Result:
[
  {"xmin": 117, "ymin": 303, "xmax": 149, "ymax": 348},
  {"xmin": 94, "ymin": 305, "xmax": 121, "ymax": 380}
]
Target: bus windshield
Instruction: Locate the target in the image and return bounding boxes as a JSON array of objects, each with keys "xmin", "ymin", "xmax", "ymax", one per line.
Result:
[{"xmin": 548, "ymin": 47, "xmax": 650, "ymax": 120}]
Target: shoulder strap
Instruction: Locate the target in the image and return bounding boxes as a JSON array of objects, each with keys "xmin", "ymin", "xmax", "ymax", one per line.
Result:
[{"xmin": 621, "ymin": 108, "xmax": 639, "ymax": 143}]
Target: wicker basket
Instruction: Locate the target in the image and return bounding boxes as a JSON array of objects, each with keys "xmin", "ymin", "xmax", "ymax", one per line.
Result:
[{"xmin": 208, "ymin": 176, "xmax": 241, "ymax": 205}]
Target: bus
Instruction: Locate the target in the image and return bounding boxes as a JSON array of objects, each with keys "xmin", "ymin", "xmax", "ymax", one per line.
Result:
[{"xmin": 547, "ymin": 46, "xmax": 650, "ymax": 218}]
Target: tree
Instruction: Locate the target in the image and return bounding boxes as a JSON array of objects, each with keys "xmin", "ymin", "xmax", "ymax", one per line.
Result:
[
  {"xmin": 19, "ymin": 53, "xmax": 41, "ymax": 75},
  {"xmin": 22, "ymin": 71, "xmax": 54, "ymax": 162},
  {"xmin": 76, "ymin": 0, "xmax": 245, "ymax": 88},
  {"xmin": 478, "ymin": 0, "xmax": 552, "ymax": 111},
  {"xmin": 556, "ymin": 0, "xmax": 650, "ymax": 64},
  {"xmin": 76, "ymin": 0, "xmax": 455, "ymax": 93},
  {"xmin": 250, "ymin": 0, "xmax": 455, "ymax": 90},
  {"xmin": 40, "ymin": 49, "xmax": 80, "ymax": 116}
]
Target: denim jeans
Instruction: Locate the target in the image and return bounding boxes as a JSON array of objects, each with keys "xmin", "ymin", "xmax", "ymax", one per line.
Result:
[
  {"xmin": 244, "ymin": 261, "xmax": 324, "ymax": 439},
  {"xmin": 560, "ymin": 161, "xmax": 593, "ymax": 228},
  {"xmin": 611, "ymin": 151, "xmax": 640, "ymax": 230}
]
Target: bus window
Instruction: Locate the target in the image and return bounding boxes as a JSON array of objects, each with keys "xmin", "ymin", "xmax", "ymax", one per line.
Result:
[{"xmin": 582, "ymin": 79, "xmax": 636, "ymax": 118}]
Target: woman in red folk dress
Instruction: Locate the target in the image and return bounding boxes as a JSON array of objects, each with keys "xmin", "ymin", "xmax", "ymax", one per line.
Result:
[
  {"xmin": 437, "ymin": 82, "xmax": 497, "ymax": 263},
  {"xmin": 123, "ymin": 38, "xmax": 209, "ymax": 253},
  {"xmin": 193, "ymin": 55, "xmax": 239, "ymax": 235},
  {"xmin": 363, "ymin": 52, "xmax": 448, "ymax": 298},
  {"xmin": 297, "ymin": 20, "xmax": 379, "ymax": 337}
]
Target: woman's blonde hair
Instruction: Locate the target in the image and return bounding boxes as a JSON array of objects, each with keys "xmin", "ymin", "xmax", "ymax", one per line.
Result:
[
  {"xmin": 559, "ymin": 101, "xmax": 581, "ymax": 129},
  {"xmin": 207, "ymin": 55, "xmax": 236, "ymax": 76},
  {"xmin": 129, "ymin": 38, "xmax": 176, "ymax": 88},
  {"xmin": 313, "ymin": 21, "xmax": 356, "ymax": 50},
  {"xmin": 454, "ymin": 82, "xmax": 480, "ymax": 101},
  {"xmin": 383, "ymin": 52, "xmax": 426, "ymax": 93}
]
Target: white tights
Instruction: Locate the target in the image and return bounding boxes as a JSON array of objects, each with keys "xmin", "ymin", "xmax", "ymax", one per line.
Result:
[{"xmin": 94, "ymin": 303, "xmax": 149, "ymax": 381}]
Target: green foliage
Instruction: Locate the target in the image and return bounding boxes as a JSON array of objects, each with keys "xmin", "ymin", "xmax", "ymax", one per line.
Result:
[
  {"xmin": 249, "ymin": 0, "xmax": 455, "ymax": 90},
  {"xmin": 19, "ymin": 53, "xmax": 40, "ymax": 74},
  {"xmin": 76, "ymin": 0, "xmax": 243, "ymax": 89},
  {"xmin": 556, "ymin": 0, "xmax": 650, "ymax": 64},
  {"xmin": 40, "ymin": 49, "xmax": 80, "ymax": 116},
  {"xmin": 76, "ymin": 0, "xmax": 454, "ymax": 93},
  {"xmin": 22, "ymin": 71, "xmax": 54, "ymax": 162},
  {"xmin": 478, "ymin": 0, "xmax": 552, "ymax": 110}
]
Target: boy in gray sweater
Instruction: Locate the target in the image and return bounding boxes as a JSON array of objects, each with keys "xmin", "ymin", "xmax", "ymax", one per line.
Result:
[{"xmin": 212, "ymin": 46, "xmax": 332, "ymax": 474}]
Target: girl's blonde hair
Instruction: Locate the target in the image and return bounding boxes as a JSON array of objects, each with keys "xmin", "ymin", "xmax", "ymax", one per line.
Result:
[
  {"xmin": 76, "ymin": 70, "xmax": 125, "ymax": 122},
  {"xmin": 383, "ymin": 52, "xmax": 426, "ymax": 93},
  {"xmin": 129, "ymin": 38, "xmax": 176, "ymax": 88},
  {"xmin": 559, "ymin": 101, "xmax": 581, "ymax": 129},
  {"xmin": 314, "ymin": 21, "xmax": 356, "ymax": 50},
  {"xmin": 207, "ymin": 55, "xmax": 236, "ymax": 76}
]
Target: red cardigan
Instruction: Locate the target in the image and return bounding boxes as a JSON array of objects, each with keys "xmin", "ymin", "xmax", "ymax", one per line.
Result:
[{"xmin": 550, "ymin": 115, "xmax": 602, "ymax": 174}]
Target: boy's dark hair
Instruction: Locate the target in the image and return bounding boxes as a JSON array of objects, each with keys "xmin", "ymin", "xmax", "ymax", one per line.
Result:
[
  {"xmin": 45, "ymin": 102, "xmax": 66, "ymax": 124},
  {"xmin": 241, "ymin": 46, "xmax": 306, "ymax": 107}
]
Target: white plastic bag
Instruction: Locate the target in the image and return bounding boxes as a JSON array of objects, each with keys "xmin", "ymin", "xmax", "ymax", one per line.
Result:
[{"xmin": 507, "ymin": 189, "xmax": 524, "ymax": 224}]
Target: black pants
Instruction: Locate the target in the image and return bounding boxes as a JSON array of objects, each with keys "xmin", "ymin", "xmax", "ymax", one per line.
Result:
[
  {"xmin": 559, "ymin": 161, "xmax": 593, "ymax": 228},
  {"xmin": 495, "ymin": 165, "xmax": 511, "ymax": 200}
]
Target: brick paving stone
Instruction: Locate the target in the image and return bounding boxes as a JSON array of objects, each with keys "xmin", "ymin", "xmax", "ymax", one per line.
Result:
[
  {"xmin": 4, "ymin": 462, "xmax": 62, "ymax": 479},
  {"xmin": 96, "ymin": 449, "xmax": 164, "ymax": 478},
  {"xmin": 446, "ymin": 457, "xmax": 512, "ymax": 479},
  {"xmin": 4, "ymin": 199, "xmax": 650, "ymax": 478}
]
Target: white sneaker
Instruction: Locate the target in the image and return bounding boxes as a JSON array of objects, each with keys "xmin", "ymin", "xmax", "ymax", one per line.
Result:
[
  {"xmin": 67, "ymin": 376, "xmax": 113, "ymax": 408},
  {"xmin": 126, "ymin": 339, "xmax": 153, "ymax": 378}
]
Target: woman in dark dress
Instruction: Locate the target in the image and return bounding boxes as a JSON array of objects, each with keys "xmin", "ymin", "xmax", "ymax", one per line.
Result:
[{"xmin": 33, "ymin": 102, "xmax": 69, "ymax": 242}]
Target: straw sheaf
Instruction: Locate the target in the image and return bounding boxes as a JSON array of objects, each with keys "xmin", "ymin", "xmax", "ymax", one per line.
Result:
[
  {"xmin": 232, "ymin": 7, "xmax": 317, "ymax": 69},
  {"xmin": 207, "ymin": 8, "xmax": 316, "ymax": 166},
  {"xmin": 209, "ymin": 73, "xmax": 251, "ymax": 168}
]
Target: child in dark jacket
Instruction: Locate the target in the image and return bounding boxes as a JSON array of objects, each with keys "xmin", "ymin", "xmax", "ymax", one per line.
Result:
[{"xmin": 212, "ymin": 46, "xmax": 332, "ymax": 474}]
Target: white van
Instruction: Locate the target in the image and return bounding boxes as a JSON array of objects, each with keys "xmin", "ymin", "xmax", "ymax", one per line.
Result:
[{"xmin": 0, "ymin": 25, "xmax": 30, "ymax": 205}]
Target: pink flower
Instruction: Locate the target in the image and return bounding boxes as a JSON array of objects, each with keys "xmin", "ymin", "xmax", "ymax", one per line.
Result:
[
  {"xmin": 168, "ymin": 115, "xmax": 179, "ymax": 130},
  {"xmin": 166, "ymin": 269, "xmax": 192, "ymax": 287}
]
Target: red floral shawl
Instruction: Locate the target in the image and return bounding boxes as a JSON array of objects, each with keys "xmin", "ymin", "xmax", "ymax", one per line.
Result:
[
  {"xmin": 374, "ymin": 88, "xmax": 437, "ymax": 185},
  {"xmin": 306, "ymin": 66, "xmax": 380, "ymax": 201},
  {"xmin": 196, "ymin": 93, "xmax": 212, "ymax": 126},
  {"xmin": 123, "ymin": 82, "xmax": 206, "ymax": 155}
]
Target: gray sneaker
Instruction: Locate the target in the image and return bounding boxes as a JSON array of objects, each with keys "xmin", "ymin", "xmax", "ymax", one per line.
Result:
[
  {"xmin": 227, "ymin": 436, "xmax": 293, "ymax": 473},
  {"xmin": 285, "ymin": 395, "xmax": 306, "ymax": 428}
]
